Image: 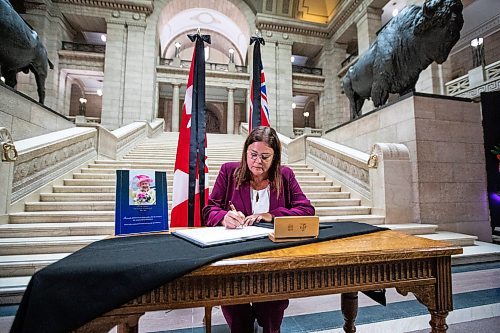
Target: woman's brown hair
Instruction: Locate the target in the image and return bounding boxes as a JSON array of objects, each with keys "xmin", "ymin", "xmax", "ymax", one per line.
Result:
[{"xmin": 235, "ymin": 126, "xmax": 282, "ymax": 197}]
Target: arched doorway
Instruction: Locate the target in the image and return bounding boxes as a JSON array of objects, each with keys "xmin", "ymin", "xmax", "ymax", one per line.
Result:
[{"xmin": 206, "ymin": 108, "xmax": 221, "ymax": 133}]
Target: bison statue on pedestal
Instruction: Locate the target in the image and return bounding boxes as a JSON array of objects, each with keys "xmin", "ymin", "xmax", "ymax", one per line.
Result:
[
  {"xmin": 0, "ymin": 0, "xmax": 53, "ymax": 104},
  {"xmin": 342, "ymin": 0, "xmax": 464, "ymax": 119}
]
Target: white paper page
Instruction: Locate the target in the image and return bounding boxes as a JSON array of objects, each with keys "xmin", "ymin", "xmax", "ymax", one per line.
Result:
[{"xmin": 174, "ymin": 226, "xmax": 272, "ymax": 246}]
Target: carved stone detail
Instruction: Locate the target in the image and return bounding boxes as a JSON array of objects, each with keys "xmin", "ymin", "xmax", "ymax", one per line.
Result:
[
  {"xmin": 368, "ymin": 142, "xmax": 412, "ymax": 170},
  {"xmin": 308, "ymin": 144, "xmax": 369, "ymax": 185},
  {"xmin": 12, "ymin": 134, "xmax": 97, "ymax": 201},
  {"xmin": 53, "ymin": 0, "xmax": 153, "ymax": 14}
]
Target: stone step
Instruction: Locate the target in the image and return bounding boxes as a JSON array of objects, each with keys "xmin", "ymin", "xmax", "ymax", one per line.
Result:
[
  {"xmin": 25, "ymin": 201, "xmax": 115, "ymax": 212},
  {"xmin": 379, "ymin": 223, "xmax": 438, "ymax": 235},
  {"xmin": 89, "ymin": 161, "xmax": 315, "ymax": 172},
  {"xmin": 9, "ymin": 211, "xmax": 114, "ymax": 223},
  {"xmin": 319, "ymin": 215, "xmax": 385, "ymax": 224},
  {"xmin": 0, "ymin": 235, "xmax": 106, "ymax": 255},
  {"xmin": 0, "ymin": 222, "xmax": 114, "ymax": 237},
  {"xmin": 452, "ymin": 240, "xmax": 500, "ymax": 265},
  {"xmin": 53, "ymin": 185, "xmax": 116, "ymax": 193},
  {"xmin": 0, "ymin": 253, "xmax": 71, "ymax": 277},
  {"xmin": 72, "ymin": 172, "xmax": 326, "ymax": 183},
  {"xmin": 314, "ymin": 206, "xmax": 371, "ymax": 216},
  {"xmin": 40, "ymin": 192, "xmax": 116, "ymax": 201},
  {"xmin": 0, "ymin": 276, "xmax": 31, "ymax": 303},
  {"xmin": 311, "ymin": 198, "xmax": 361, "ymax": 207},
  {"xmin": 416, "ymin": 231, "xmax": 477, "ymax": 247},
  {"xmin": 79, "ymin": 167, "xmax": 321, "ymax": 178},
  {"xmin": 303, "ymin": 192, "xmax": 350, "ymax": 199},
  {"xmin": 301, "ymin": 185, "xmax": 341, "ymax": 192},
  {"xmin": 63, "ymin": 178, "xmax": 333, "ymax": 187}
]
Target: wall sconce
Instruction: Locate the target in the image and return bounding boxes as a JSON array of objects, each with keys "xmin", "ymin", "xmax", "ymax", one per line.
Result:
[
  {"xmin": 470, "ymin": 37, "xmax": 485, "ymax": 68},
  {"xmin": 174, "ymin": 42, "xmax": 181, "ymax": 58},
  {"xmin": 228, "ymin": 48, "xmax": 235, "ymax": 64},
  {"xmin": 96, "ymin": 89, "xmax": 103, "ymax": 97},
  {"xmin": 100, "ymin": 34, "xmax": 107, "ymax": 43},
  {"xmin": 290, "ymin": 56, "xmax": 295, "ymax": 63},
  {"xmin": 292, "ymin": 102, "xmax": 296, "ymax": 109},
  {"xmin": 303, "ymin": 111, "xmax": 310, "ymax": 127},
  {"xmin": 0, "ymin": 76, "xmax": 4, "ymax": 83},
  {"xmin": 79, "ymin": 97, "xmax": 87, "ymax": 116}
]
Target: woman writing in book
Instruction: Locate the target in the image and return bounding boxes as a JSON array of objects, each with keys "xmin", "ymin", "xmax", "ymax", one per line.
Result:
[{"xmin": 202, "ymin": 126, "xmax": 315, "ymax": 333}]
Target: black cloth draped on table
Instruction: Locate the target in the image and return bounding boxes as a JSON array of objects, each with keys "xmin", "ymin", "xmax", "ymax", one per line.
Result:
[{"xmin": 10, "ymin": 222, "xmax": 386, "ymax": 333}]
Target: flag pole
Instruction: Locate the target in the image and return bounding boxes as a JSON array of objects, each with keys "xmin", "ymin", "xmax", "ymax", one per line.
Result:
[{"xmin": 249, "ymin": 31, "xmax": 267, "ymax": 133}]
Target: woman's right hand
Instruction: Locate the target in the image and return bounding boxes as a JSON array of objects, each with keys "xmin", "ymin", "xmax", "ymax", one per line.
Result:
[{"xmin": 222, "ymin": 210, "xmax": 245, "ymax": 229}]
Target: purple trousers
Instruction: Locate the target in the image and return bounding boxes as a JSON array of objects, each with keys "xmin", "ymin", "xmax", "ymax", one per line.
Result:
[{"xmin": 221, "ymin": 300, "xmax": 289, "ymax": 333}]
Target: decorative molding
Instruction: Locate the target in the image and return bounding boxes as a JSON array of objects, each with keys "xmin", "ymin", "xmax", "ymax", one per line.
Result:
[
  {"xmin": 53, "ymin": 0, "xmax": 153, "ymax": 14},
  {"xmin": 127, "ymin": 259, "xmax": 435, "ymax": 307},
  {"xmin": 397, "ymin": 284, "xmax": 437, "ymax": 311},
  {"xmin": 256, "ymin": 13, "xmax": 329, "ymax": 38},
  {"xmin": 12, "ymin": 134, "xmax": 97, "ymax": 202},
  {"xmin": 455, "ymin": 78, "xmax": 500, "ymax": 100},
  {"xmin": 308, "ymin": 143, "xmax": 369, "ymax": 187}
]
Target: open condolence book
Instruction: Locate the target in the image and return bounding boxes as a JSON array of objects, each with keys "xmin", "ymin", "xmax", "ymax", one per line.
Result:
[{"xmin": 173, "ymin": 226, "xmax": 272, "ymax": 247}]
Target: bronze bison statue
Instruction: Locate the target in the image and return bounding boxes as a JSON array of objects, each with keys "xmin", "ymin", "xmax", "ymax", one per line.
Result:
[
  {"xmin": 0, "ymin": 0, "xmax": 53, "ymax": 104},
  {"xmin": 342, "ymin": 0, "xmax": 464, "ymax": 119}
]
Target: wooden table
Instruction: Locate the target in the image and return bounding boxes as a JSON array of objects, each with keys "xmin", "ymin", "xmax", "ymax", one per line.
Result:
[{"xmin": 74, "ymin": 230, "xmax": 462, "ymax": 333}]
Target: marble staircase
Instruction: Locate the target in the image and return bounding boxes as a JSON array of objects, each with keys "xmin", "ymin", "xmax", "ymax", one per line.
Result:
[{"xmin": 0, "ymin": 132, "xmax": 498, "ymax": 303}]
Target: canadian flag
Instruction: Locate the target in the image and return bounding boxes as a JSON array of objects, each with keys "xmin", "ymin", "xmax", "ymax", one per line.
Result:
[{"xmin": 171, "ymin": 33, "xmax": 210, "ymax": 227}]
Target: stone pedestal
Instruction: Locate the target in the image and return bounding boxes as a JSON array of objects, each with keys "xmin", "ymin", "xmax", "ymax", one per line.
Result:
[{"xmin": 324, "ymin": 93, "xmax": 490, "ymax": 241}]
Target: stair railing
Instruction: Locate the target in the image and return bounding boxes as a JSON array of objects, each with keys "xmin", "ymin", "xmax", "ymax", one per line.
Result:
[{"xmin": 0, "ymin": 120, "xmax": 164, "ymax": 218}]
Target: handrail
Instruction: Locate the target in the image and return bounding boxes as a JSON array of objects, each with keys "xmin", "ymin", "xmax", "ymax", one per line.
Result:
[
  {"xmin": 61, "ymin": 41, "xmax": 105, "ymax": 53},
  {"xmin": 160, "ymin": 58, "xmax": 247, "ymax": 73},
  {"xmin": 445, "ymin": 59, "xmax": 500, "ymax": 96},
  {"xmin": 292, "ymin": 65, "xmax": 323, "ymax": 76}
]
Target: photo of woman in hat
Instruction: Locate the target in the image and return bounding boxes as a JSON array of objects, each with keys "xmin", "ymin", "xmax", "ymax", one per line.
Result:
[{"xmin": 129, "ymin": 172, "xmax": 156, "ymax": 205}]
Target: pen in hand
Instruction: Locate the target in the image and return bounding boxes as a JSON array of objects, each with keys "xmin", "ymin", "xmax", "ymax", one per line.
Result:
[{"xmin": 228, "ymin": 201, "xmax": 245, "ymax": 228}]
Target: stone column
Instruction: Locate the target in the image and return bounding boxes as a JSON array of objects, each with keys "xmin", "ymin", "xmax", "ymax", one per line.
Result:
[
  {"xmin": 122, "ymin": 23, "xmax": 146, "ymax": 125},
  {"xmin": 275, "ymin": 41, "xmax": 294, "ymax": 137},
  {"xmin": 227, "ymin": 87, "xmax": 235, "ymax": 134},
  {"xmin": 245, "ymin": 88, "xmax": 251, "ymax": 124},
  {"xmin": 261, "ymin": 38, "xmax": 278, "ymax": 127},
  {"xmin": 416, "ymin": 62, "xmax": 453, "ymax": 94},
  {"xmin": 171, "ymin": 83, "xmax": 180, "ymax": 132},
  {"xmin": 319, "ymin": 42, "xmax": 350, "ymax": 130},
  {"xmin": 62, "ymin": 74, "xmax": 73, "ymax": 116},
  {"xmin": 101, "ymin": 19, "xmax": 126, "ymax": 129},
  {"xmin": 19, "ymin": 3, "xmax": 66, "ymax": 109},
  {"xmin": 355, "ymin": 7, "xmax": 382, "ymax": 55}
]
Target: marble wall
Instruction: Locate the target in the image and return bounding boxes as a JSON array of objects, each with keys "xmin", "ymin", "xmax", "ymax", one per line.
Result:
[
  {"xmin": 0, "ymin": 84, "xmax": 74, "ymax": 141},
  {"xmin": 324, "ymin": 93, "xmax": 491, "ymax": 241}
]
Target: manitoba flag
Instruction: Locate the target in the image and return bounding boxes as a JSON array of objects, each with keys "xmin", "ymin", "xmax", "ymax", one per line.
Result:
[
  {"xmin": 171, "ymin": 32, "xmax": 210, "ymax": 227},
  {"xmin": 249, "ymin": 36, "xmax": 270, "ymax": 132}
]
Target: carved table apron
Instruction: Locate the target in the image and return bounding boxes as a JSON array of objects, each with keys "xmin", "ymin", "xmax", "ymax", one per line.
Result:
[{"xmin": 74, "ymin": 230, "xmax": 462, "ymax": 333}]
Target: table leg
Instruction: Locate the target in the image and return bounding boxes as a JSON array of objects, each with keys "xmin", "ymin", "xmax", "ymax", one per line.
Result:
[
  {"xmin": 116, "ymin": 314, "xmax": 141, "ymax": 333},
  {"xmin": 204, "ymin": 306, "xmax": 212, "ymax": 333},
  {"xmin": 430, "ymin": 311, "xmax": 449, "ymax": 333},
  {"xmin": 341, "ymin": 292, "xmax": 358, "ymax": 333}
]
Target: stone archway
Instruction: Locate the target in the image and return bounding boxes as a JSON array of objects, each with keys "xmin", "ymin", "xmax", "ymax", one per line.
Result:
[{"xmin": 206, "ymin": 108, "xmax": 221, "ymax": 133}]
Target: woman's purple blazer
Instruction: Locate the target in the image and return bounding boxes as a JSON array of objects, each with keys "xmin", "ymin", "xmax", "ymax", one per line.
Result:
[{"xmin": 202, "ymin": 162, "xmax": 315, "ymax": 226}]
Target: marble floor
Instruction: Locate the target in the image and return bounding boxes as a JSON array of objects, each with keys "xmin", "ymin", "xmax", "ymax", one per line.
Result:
[{"xmin": 1, "ymin": 262, "xmax": 499, "ymax": 333}]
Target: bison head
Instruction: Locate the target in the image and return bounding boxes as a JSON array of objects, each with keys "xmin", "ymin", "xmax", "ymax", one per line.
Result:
[{"xmin": 415, "ymin": 0, "xmax": 464, "ymax": 63}]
